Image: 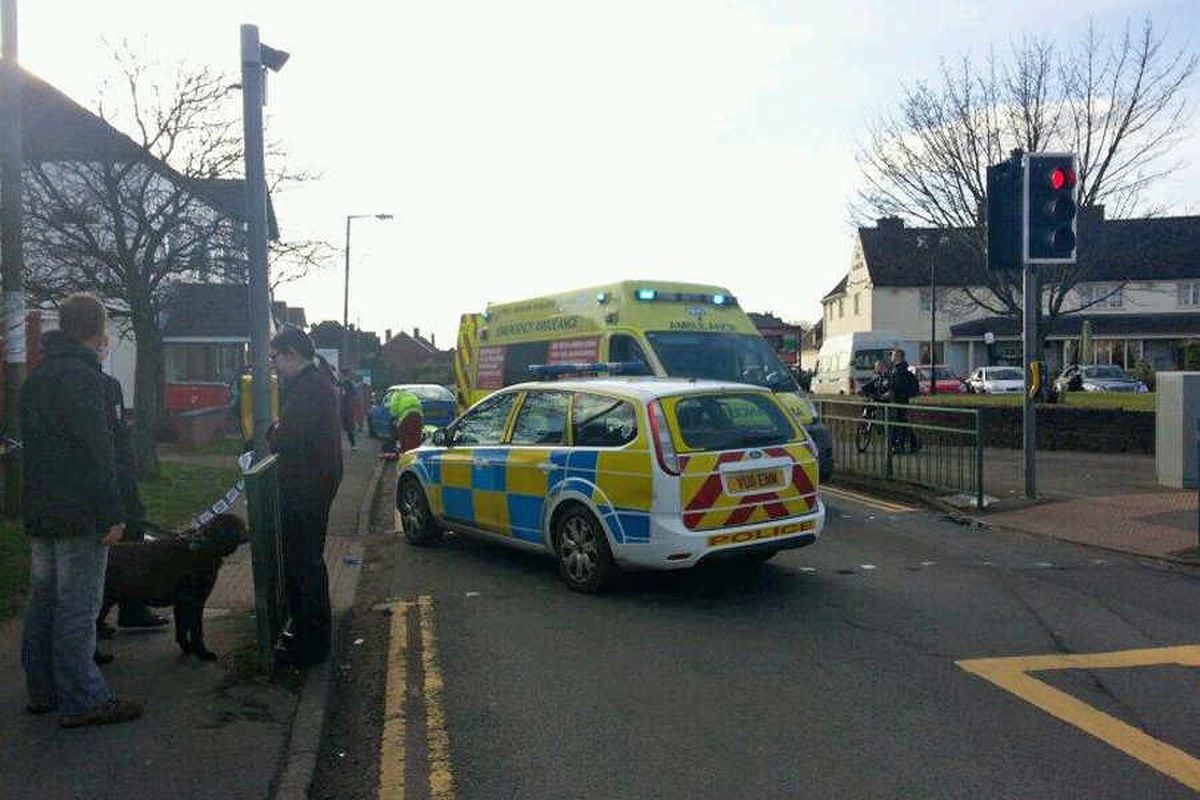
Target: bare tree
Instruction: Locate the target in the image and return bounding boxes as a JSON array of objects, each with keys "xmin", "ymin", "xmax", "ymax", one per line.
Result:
[
  {"xmin": 855, "ymin": 17, "xmax": 1197, "ymax": 335},
  {"xmin": 23, "ymin": 42, "xmax": 331, "ymax": 476}
]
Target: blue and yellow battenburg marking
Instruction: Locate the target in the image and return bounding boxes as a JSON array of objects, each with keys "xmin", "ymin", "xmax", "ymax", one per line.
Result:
[{"xmin": 409, "ymin": 446, "xmax": 654, "ymax": 544}]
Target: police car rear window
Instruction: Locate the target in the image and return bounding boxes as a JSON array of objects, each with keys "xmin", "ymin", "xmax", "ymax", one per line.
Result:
[{"xmin": 672, "ymin": 394, "xmax": 794, "ymax": 452}]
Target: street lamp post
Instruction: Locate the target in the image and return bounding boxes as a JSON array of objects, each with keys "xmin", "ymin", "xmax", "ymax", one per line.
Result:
[
  {"xmin": 240, "ymin": 24, "xmax": 289, "ymax": 460},
  {"xmin": 918, "ymin": 235, "xmax": 948, "ymax": 395},
  {"xmin": 343, "ymin": 213, "xmax": 393, "ymax": 370}
]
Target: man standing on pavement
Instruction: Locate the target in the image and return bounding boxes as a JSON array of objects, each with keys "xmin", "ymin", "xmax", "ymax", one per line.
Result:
[
  {"xmin": 269, "ymin": 327, "xmax": 344, "ymax": 668},
  {"xmin": 20, "ymin": 293, "xmax": 142, "ymax": 728},
  {"xmin": 888, "ymin": 348, "xmax": 919, "ymax": 454}
]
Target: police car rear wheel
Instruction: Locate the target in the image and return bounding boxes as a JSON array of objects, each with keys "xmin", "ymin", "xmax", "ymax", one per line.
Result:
[
  {"xmin": 399, "ymin": 478, "xmax": 442, "ymax": 546},
  {"xmin": 554, "ymin": 507, "xmax": 614, "ymax": 593}
]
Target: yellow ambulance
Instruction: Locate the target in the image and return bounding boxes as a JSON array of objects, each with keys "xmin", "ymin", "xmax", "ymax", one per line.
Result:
[{"xmin": 453, "ymin": 281, "xmax": 832, "ymax": 478}]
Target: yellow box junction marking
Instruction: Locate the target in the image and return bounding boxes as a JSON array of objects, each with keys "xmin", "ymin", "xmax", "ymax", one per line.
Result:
[
  {"xmin": 378, "ymin": 597, "xmax": 458, "ymax": 800},
  {"xmin": 957, "ymin": 645, "xmax": 1200, "ymax": 793},
  {"xmin": 379, "ymin": 601, "xmax": 411, "ymax": 800},
  {"xmin": 419, "ymin": 595, "xmax": 456, "ymax": 800}
]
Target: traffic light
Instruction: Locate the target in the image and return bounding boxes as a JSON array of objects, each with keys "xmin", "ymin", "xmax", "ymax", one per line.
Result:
[
  {"xmin": 986, "ymin": 156, "xmax": 1023, "ymax": 271},
  {"xmin": 1024, "ymin": 153, "xmax": 1078, "ymax": 264}
]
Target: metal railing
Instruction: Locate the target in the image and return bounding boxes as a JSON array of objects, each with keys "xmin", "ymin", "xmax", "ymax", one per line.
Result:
[{"xmin": 816, "ymin": 397, "xmax": 984, "ymax": 508}]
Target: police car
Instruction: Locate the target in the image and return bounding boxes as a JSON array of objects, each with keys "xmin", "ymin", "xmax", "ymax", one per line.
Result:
[{"xmin": 395, "ymin": 377, "xmax": 826, "ymax": 592}]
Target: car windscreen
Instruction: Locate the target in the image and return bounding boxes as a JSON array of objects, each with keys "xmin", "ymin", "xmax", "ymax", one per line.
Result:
[
  {"xmin": 987, "ymin": 368, "xmax": 1023, "ymax": 381},
  {"xmin": 671, "ymin": 393, "xmax": 796, "ymax": 452},
  {"xmin": 405, "ymin": 386, "xmax": 455, "ymax": 402},
  {"xmin": 1082, "ymin": 366, "xmax": 1128, "ymax": 379},
  {"xmin": 645, "ymin": 331, "xmax": 799, "ymax": 392}
]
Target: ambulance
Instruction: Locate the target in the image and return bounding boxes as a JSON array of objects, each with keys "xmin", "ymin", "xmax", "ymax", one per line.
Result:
[{"xmin": 452, "ymin": 281, "xmax": 833, "ymax": 479}]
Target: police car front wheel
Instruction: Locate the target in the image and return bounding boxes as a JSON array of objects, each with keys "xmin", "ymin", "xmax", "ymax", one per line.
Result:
[
  {"xmin": 398, "ymin": 478, "xmax": 442, "ymax": 546},
  {"xmin": 553, "ymin": 505, "xmax": 615, "ymax": 594}
]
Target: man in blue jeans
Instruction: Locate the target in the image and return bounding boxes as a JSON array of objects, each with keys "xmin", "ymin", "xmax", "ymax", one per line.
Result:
[{"xmin": 20, "ymin": 293, "xmax": 142, "ymax": 728}]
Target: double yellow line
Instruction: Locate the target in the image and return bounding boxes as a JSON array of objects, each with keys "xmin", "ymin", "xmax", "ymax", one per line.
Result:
[
  {"xmin": 379, "ymin": 595, "xmax": 455, "ymax": 800},
  {"xmin": 822, "ymin": 485, "xmax": 914, "ymax": 514}
]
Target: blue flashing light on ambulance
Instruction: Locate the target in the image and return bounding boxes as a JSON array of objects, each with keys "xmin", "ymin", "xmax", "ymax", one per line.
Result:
[{"xmin": 453, "ymin": 281, "xmax": 833, "ymax": 479}]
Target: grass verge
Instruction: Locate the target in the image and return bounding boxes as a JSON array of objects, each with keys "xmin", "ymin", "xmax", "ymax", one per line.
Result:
[{"xmin": 0, "ymin": 460, "xmax": 241, "ymax": 621}]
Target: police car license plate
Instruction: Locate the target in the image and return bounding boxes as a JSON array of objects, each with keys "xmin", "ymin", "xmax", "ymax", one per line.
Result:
[{"xmin": 726, "ymin": 467, "xmax": 784, "ymax": 494}]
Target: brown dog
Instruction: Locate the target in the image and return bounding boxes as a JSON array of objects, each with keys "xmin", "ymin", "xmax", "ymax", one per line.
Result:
[{"xmin": 100, "ymin": 514, "xmax": 247, "ymax": 661}]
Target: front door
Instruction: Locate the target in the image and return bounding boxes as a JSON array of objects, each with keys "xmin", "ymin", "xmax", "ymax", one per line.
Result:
[
  {"xmin": 440, "ymin": 392, "xmax": 518, "ymax": 530},
  {"xmin": 503, "ymin": 391, "xmax": 571, "ymax": 543}
]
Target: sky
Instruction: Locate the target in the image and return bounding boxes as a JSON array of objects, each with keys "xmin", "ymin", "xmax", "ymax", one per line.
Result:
[{"xmin": 18, "ymin": 0, "xmax": 1200, "ymax": 346}]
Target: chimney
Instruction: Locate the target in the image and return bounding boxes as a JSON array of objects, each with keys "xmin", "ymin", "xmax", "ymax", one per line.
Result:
[
  {"xmin": 414, "ymin": 327, "xmax": 421, "ymax": 340},
  {"xmin": 877, "ymin": 216, "xmax": 904, "ymax": 230},
  {"xmin": 385, "ymin": 328, "xmax": 392, "ymax": 343},
  {"xmin": 431, "ymin": 333, "xmax": 436, "ymax": 348}
]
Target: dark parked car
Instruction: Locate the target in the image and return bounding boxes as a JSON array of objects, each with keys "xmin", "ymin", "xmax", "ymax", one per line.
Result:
[
  {"xmin": 367, "ymin": 384, "xmax": 457, "ymax": 438},
  {"xmin": 1053, "ymin": 364, "xmax": 1149, "ymax": 395}
]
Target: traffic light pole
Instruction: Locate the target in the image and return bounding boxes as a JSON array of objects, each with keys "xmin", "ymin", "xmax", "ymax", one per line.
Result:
[{"xmin": 1022, "ymin": 261, "xmax": 1037, "ymax": 499}]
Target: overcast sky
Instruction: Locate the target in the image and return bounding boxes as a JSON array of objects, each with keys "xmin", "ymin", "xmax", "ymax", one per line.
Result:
[{"xmin": 20, "ymin": 0, "xmax": 1200, "ymax": 345}]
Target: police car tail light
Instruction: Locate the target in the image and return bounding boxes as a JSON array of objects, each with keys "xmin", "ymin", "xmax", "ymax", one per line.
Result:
[{"xmin": 648, "ymin": 401, "xmax": 680, "ymax": 475}]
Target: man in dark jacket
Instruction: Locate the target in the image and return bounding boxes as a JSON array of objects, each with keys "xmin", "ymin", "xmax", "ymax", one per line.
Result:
[
  {"xmin": 888, "ymin": 349, "xmax": 920, "ymax": 454},
  {"xmin": 269, "ymin": 327, "xmax": 344, "ymax": 667},
  {"xmin": 20, "ymin": 294, "xmax": 142, "ymax": 728}
]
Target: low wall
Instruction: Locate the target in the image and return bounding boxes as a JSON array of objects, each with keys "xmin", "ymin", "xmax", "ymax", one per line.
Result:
[{"xmin": 910, "ymin": 405, "xmax": 1155, "ymax": 454}]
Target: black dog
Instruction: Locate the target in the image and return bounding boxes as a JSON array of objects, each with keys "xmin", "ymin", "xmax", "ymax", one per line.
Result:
[{"xmin": 100, "ymin": 514, "xmax": 247, "ymax": 661}]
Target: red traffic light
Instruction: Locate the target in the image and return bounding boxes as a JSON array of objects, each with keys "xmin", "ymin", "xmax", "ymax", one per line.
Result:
[{"xmin": 1050, "ymin": 166, "xmax": 1076, "ymax": 191}]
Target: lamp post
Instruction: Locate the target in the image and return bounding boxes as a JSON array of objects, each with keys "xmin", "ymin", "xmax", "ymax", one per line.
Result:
[
  {"xmin": 918, "ymin": 234, "xmax": 948, "ymax": 394},
  {"xmin": 343, "ymin": 213, "xmax": 393, "ymax": 370},
  {"xmin": 240, "ymin": 24, "xmax": 289, "ymax": 459},
  {"xmin": 1, "ymin": 0, "xmax": 24, "ymax": 513}
]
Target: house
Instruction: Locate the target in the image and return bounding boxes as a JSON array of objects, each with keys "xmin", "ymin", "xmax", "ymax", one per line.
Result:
[
  {"xmin": 749, "ymin": 312, "xmax": 805, "ymax": 370},
  {"xmin": 821, "ymin": 212, "xmax": 1200, "ymax": 375},
  {"xmin": 372, "ymin": 328, "xmax": 453, "ymax": 388},
  {"xmin": 2, "ymin": 68, "xmax": 277, "ymax": 409},
  {"xmin": 800, "ymin": 320, "xmax": 823, "ymax": 372},
  {"xmin": 161, "ymin": 283, "xmax": 307, "ymax": 413}
]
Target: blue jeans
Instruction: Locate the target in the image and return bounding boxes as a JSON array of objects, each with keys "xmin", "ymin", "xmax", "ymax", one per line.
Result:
[{"xmin": 21, "ymin": 535, "xmax": 115, "ymax": 715}]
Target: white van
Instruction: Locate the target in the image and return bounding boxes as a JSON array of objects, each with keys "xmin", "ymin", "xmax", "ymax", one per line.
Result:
[{"xmin": 811, "ymin": 332, "xmax": 921, "ymax": 395}]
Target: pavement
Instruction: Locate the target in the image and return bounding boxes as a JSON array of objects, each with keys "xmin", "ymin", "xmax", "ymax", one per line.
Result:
[
  {"xmin": 831, "ymin": 447, "xmax": 1198, "ymax": 562},
  {"xmin": 976, "ymin": 449, "xmax": 1198, "ymax": 562},
  {"xmin": 0, "ymin": 438, "xmax": 384, "ymax": 800}
]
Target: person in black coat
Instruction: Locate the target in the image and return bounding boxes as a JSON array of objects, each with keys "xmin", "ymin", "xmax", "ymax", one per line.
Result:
[
  {"xmin": 20, "ymin": 294, "xmax": 142, "ymax": 728},
  {"xmin": 888, "ymin": 349, "xmax": 920, "ymax": 454},
  {"xmin": 269, "ymin": 327, "xmax": 344, "ymax": 667}
]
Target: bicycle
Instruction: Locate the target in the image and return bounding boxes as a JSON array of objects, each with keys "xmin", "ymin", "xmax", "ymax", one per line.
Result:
[{"xmin": 855, "ymin": 395, "xmax": 882, "ymax": 453}]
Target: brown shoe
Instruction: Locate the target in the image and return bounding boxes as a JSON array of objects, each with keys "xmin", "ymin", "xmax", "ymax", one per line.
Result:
[{"xmin": 59, "ymin": 699, "xmax": 142, "ymax": 729}]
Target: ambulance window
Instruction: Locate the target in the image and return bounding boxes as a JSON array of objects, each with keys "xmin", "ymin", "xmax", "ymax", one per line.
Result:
[
  {"xmin": 451, "ymin": 392, "xmax": 517, "ymax": 446},
  {"xmin": 608, "ymin": 335, "xmax": 652, "ymax": 375},
  {"xmin": 511, "ymin": 391, "xmax": 570, "ymax": 446},
  {"xmin": 573, "ymin": 393, "xmax": 638, "ymax": 448},
  {"xmin": 503, "ymin": 341, "xmax": 551, "ymax": 385}
]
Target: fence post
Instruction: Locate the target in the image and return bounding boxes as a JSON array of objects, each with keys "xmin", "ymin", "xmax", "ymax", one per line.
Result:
[
  {"xmin": 975, "ymin": 409, "xmax": 985, "ymax": 511},
  {"xmin": 884, "ymin": 402, "xmax": 894, "ymax": 480},
  {"xmin": 243, "ymin": 454, "xmax": 286, "ymax": 670}
]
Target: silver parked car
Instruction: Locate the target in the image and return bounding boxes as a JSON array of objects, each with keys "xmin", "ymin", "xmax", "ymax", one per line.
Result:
[
  {"xmin": 1054, "ymin": 364, "xmax": 1149, "ymax": 394},
  {"xmin": 965, "ymin": 366, "xmax": 1025, "ymax": 394}
]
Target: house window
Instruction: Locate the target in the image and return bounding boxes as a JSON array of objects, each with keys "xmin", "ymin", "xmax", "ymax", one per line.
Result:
[
  {"xmin": 853, "ymin": 293, "xmax": 861, "ymax": 315},
  {"xmin": 164, "ymin": 343, "xmax": 245, "ymax": 383},
  {"xmin": 837, "ymin": 298, "xmax": 844, "ymax": 318},
  {"xmin": 1077, "ymin": 284, "xmax": 1124, "ymax": 309},
  {"xmin": 1179, "ymin": 281, "xmax": 1200, "ymax": 307}
]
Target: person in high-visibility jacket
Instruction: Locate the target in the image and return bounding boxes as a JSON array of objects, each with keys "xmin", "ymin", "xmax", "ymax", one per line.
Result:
[{"xmin": 384, "ymin": 388, "xmax": 423, "ymax": 457}]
